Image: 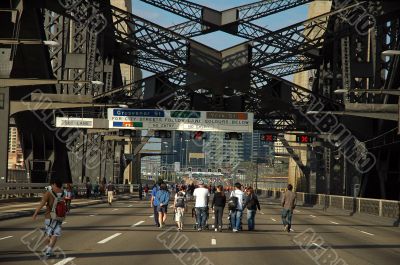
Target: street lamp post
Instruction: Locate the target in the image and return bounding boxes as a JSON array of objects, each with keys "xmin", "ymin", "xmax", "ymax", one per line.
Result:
[{"xmin": 185, "ymin": 139, "xmax": 190, "ymax": 168}]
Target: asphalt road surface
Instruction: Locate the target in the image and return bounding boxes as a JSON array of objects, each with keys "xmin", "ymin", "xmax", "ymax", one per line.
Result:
[{"xmin": 0, "ymin": 197, "xmax": 399, "ymax": 265}]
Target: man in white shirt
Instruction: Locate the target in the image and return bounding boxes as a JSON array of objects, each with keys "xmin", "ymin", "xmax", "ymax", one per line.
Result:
[
  {"xmin": 230, "ymin": 182, "xmax": 245, "ymax": 232},
  {"xmin": 193, "ymin": 181, "xmax": 209, "ymax": 231}
]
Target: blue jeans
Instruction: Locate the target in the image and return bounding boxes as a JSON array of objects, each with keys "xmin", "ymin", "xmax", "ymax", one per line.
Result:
[
  {"xmin": 230, "ymin": 210, "xmax": 243, "ymax": 230},
  {"xmin": 195, "ymin": 207, "xmax": 207, "ymax": 229},
  {"xmin": 247, "ymin": 209, "xmax": 256, "ymax": 230},
  {"xmin": 281, "ymin": 209, "xmax": 293, "ymax": 229}
]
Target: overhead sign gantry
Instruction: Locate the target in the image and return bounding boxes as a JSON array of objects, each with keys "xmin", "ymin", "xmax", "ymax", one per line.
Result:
[{"xmin": 107, "ymin": 109, "xmax": 254, "ymax": 133}]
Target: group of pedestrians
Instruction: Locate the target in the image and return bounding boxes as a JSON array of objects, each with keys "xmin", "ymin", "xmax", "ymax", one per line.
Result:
[
  {"xmin": 148, "ymin": 180, "xmax": 297, "ymax": 233},
  {"xmin": 31, "ymin": 177, "xmax": 296, "ymax": 259}
]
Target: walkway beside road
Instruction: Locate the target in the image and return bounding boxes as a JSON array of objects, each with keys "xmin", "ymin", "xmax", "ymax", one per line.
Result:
[{"xmin": 0, "ymin": 195, "xmax": 134, "ymax": 221}]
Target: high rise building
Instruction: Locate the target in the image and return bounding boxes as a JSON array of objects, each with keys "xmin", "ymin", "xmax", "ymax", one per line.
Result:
[{"xmin": 8, "ymin": 127, "xmax": 23, "ymax": 169}]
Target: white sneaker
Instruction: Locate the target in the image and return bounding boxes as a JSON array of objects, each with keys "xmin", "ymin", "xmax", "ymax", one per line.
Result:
[
  {"xmin": 215, "ymin": 228, "xmax": 218, "ymax": 232},
  {"xmin": 232, "ymin": 229, "xmax": 238, "ymax": 232}
]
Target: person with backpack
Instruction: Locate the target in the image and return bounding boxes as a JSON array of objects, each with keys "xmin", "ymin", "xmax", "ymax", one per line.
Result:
[
  {"xmin": 106, "ymin": 181, "xmax": 115, "ymax": 206},
  {"xmin": 243, "ymin": 187, "xmax": 261, "ymax": 231},
  {"xmin": 211, "ymin": 185, "xmax": 226, "ymax": 232},
  {"xmin": 32, "ymin": 179, "xmax": 67, "ymax": 258},
  {"xmin": 228, "ymin": 182, "xmax": 245, "ymax": 232},
  {"xmin": 156, "ymin": 183, "xmax": 170, "ymax": 228},
  {"xmin": 174, "ymin": 186, "xmax": 186, "ymax": 231}
]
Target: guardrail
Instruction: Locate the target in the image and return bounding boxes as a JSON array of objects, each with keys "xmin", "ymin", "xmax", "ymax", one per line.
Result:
[
  {"xmin": 0, "ymin": 183, "xmax": 139, "ymax": 199},
  {"xmin": 259, "ymin": 189, "xmax": 400, "ymax": 219}
]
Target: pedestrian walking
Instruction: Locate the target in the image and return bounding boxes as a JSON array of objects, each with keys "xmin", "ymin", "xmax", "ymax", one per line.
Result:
[
  {"xmin": 32, "ymin": 179, "xmax": 67, "ymax": 258},
  {"xmin": 156, "ymin": 183, "xmax": 170, "ymax": 228},
  {"xmin": 144, "ymin": 184, "xmax": 149, "ymax": 200},
  {"xmin": 228, "ymin": 182, "xmax": 245, "ymax": 232},
  {"xmin": 106, "ymin": 181, "xmax": 115, "ymax": 206},
  {"xmin": 174, "ymin": 187, "xmax": 186, "ymax": 231},
  {"xmin": 281, "ymin": 184, "xmax": 297, "ymax": 232},
  {"xmin": 64, "ymin": 184, "xmax": 73, "ymax": 212},
  {"xmin": 193, "ymin": 181, "xmax": 209, "ymax": 231},
  {"xmin": 211, "ymin": 185, "xmax": 226, "ymax": 232},
  {"xmin": 150, "ymin": 181, "xmax": 162, "ymax": 227},
  {"xmin": 86, "ymin": 178, "xmax": 92, "ymax": 199},
  {"xmin": 243, "ymin": 187, "xmax": 261, "ymax": 231},
  {"xmin": 139, "ymin": 183, "xmax": 143, "ymax": 201}
]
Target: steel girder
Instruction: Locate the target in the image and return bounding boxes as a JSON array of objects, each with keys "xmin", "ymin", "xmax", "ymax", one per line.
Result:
[
  {"xmin": 139, "ymin": 0, "xmax": 204, "ymax": 22},
  {"xmin": 110, "ymin": 5, "xmax": 189, "ymax": 68},
  {"xmin": 140, "ymin": 0, "xmax": 313, "ymax": 25},
  {"xmin": 236, "ymin": 0, "xmax": 313, "ymax": 22},
  {"xmin": 250, "ymin": 3, "xmax": 368, "ymax": 68},
  {"xmin": 43, "ymin": 1, "xmax": 114, "ymax": 96}
]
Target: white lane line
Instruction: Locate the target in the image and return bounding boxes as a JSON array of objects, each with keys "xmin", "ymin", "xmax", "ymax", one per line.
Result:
[
  {"xmin": 311, "ymin": 243, "xmax": 326, "ymax": 250},
  {"xmin": 128, "ymin": 205, "xmax": 133, "ymax": 207},
  {"xmin": 149, "ymin": 215, "xmax": 154, "ymax": 218},
  {"xmin": 89, "ymin": 214, "xmax": 97, "ymax": 217},
  {"xmin": 358, "ymin": 230, "xmax": 374, "ymax": 236},
  {"xmin": 62, "ymin": 221, "xmax": 67, "ymax": 224},
  {"xmin": 132, "ymin": 221, "xmax": 145, "ymax": 227},
  {"xmin": 294, "ymin": 210, "xmax": 301, "ymax": 213},
  {"xmin": 329, "ymin": 221, "xmax": 339, "ymax": 225},
  {"xmin": 211, "ymin": 238, "xmax": 216, "ymax": 245},
  {"xmin": 309, "ymin": 215, "xmax": 316, "ymax": 218},
  {"xmin": 0, "ymin": 236, "xmax": 13, "ymax": 241},
  {"xmin": 112, "ymin": 209, "xmax": 119, "ymax": 211},
  {"xmin": 97, "ymin": 233, "xmax": 122, "ymax": 244},
  {"xmin": 271, "ymin": 218, "xmax": 276, "ymax": 222},
  {"xmin": 54, "ymin": 257, "xmax": 76, "ymax": 265}
]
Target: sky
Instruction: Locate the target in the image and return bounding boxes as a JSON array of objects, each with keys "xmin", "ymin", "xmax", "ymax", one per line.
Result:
[{"xmin": 131, "ymin": 0, "xmax": 309, "ymax": 50}]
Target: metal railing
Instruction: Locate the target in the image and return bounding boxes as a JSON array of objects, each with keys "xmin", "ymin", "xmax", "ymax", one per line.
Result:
[
  {"xmin": 0, "ymin": 183, "xmax": 138, "ymax": 199},
  {"xmin": 259, "ymin": 189, "xmax": 400, "ymax": 219}
]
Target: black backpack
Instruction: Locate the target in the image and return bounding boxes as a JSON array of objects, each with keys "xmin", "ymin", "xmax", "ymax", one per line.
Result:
[
  {"xmin": 175, "ymin": 193, "xmax": 185, "ymax": 208},
  {"xmin": 228, "ymin": 196, "xmax": 238, "ymax": 211}
]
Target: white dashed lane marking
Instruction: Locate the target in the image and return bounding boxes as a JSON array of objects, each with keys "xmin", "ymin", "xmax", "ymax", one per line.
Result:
[
  {"xmin": 54, "ymin": 257, "xmax": 76, "ymax": 265},
  {"xmin": 271, "ymin": 218, "xmax": 276, "ymax": 222},
  {"xmin": 0, "ymin": 236, "xmax": 13, "ymax": 241},
  {"xmin": 358, "ymin": 230, "xmax": 374, "ymax": 236},
  {"xmin": 97, "ymin": 233, "xmax": 122, "ymax": 244},
  {"xmin": 132, "ymin": 221, "xmax": 145, "ymax": 227},
  {"xmin": 311, "ymin": 243, "xmax": 326, "ymax": 250},
  {"xmin": 329, "ymin": 221, "xmax": 339, "ymax": 225}
]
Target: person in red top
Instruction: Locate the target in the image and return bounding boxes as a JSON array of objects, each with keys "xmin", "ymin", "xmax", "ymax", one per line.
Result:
[{"xmin": 144, "ymin": 184, "xmax": 149, "ymax": 200}]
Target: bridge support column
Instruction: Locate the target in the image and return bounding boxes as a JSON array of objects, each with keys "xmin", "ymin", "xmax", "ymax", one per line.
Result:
[{"xmin": 0, "ymin": 87, "xmax": 9, "ymax": 183}]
